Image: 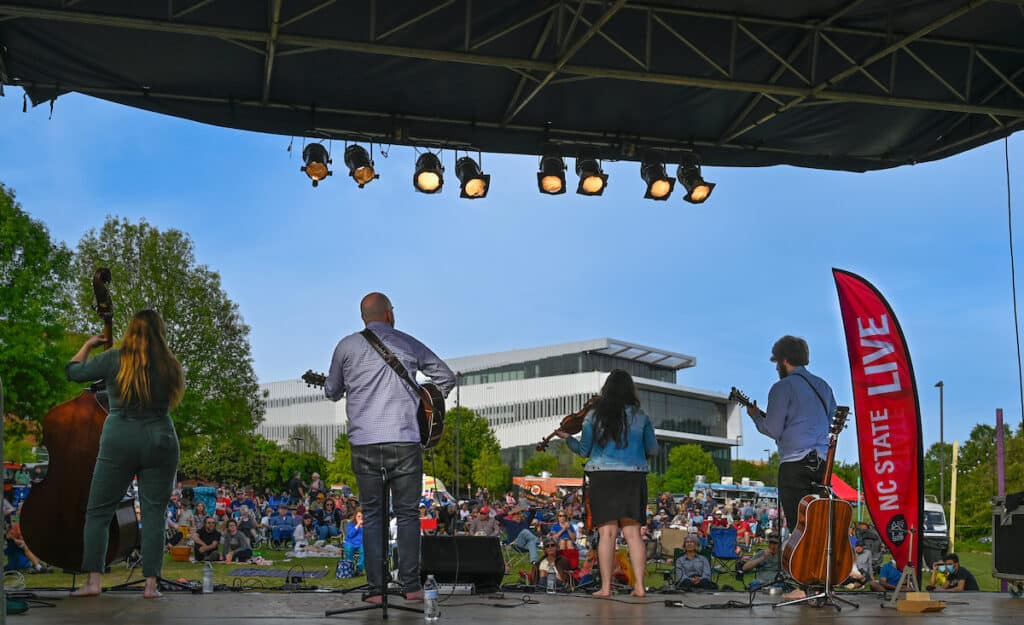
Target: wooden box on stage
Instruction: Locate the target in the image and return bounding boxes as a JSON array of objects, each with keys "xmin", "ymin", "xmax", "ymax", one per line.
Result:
[{"xmin": 170, "ymin": 545, "xmax": 191, "ymax": 562}]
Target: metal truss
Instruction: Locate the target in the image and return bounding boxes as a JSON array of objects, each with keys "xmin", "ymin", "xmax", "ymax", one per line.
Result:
[{"xmin": 2, "ymin": 0, "xmax": 1022, "ymax": 162}]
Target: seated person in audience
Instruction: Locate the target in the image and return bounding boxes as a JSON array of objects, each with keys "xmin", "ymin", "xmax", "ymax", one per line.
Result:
[
  {"xmin": 237, "ymin": 506, "xmax": 260, "ymax": 544},
  {"xmin": 344, "ymin": 510, "xmax": 365, "ymax": 574},
  {"xmin": 293, "ymin": 513, "xmax": 317, "ymax": 548},
  {"xmin": 467, "ymin": 506, "xmax": 501, "ymax": 537},
  {"xmin": 496, "ymin": 506, "xmax": 540, "ymax": 563},
  {"xmin": 869, "ymin": 558, "xmax": 903, "ymax": 592},
  {"xmin": 530, "ymin": 538, "xmax": 573, "ymax": 588},
  {"xmin": 221, "ymin": 519, "xmax": 253, "ymax": 563},
  {"xmin": 193, "ymin": 516, "xmax": 222, "ymax": 562},
  {"xmin": 317, "ymin": 498, "xmax": 343, "ymax": 541},
  {"xmin": 5, "ymin": 517, "xmax": 50, "ymax": 573},
  {"xmin": 927, "ymin": 553, "xmax": 979, "ymax": 592},
  {"xmin": 190, "ymin": 501, "xmax": 209, "ymax": 534},
  {"xmin": 437, "ymin": 503, "xmax": 457, "ymax": 535},
  {"xmin": 843, "ymin": 542, "xmax": 873, "ymax": 589},
  {"xmin": 742, "ymin": 534, "xmax": 783, "ymax": 589},
  {"xmin": 176, "ymin": 501, "xmax": 195, "ymax": 536},
  {"xmin": 268, "ymin": 504, "xmax": 296, "ymax": 546},
  {"xmin": 733, "ymin": 517, "xmax": 753, "ymax": 549},
  {"xmin": 673, "ymin": 536, "xmax": 717, "ymax": 591},
  {"xmin": 547, "ymin": 511, "xmax": 578, "ymax": 550}
]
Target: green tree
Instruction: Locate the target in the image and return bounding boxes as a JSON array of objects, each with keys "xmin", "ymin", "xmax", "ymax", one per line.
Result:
[
  {"xmin": 288, "ymin": 424, "xmax": 323, "ymax": 456},
  {"xmin": 647, "ymin": 472, "xmax": 665, "ymax": 495},
  {"xmin": 924, "ymin": 441, "xmax": 953, "ymax": 503},
  {"xmin": 178, "ymin": 433, "xmax": 276, "ymax": 486},
  {"xmin": 661, "ymin": 444, "xmax": 720, "ymax": 494},
  {"xmin": 428, "ymin": 407, "xmax": 501, "ymax": 498},
  {"xmin": 472, "ymin": 447, "xmax": 510, "ymax": 494},
  {"xmin": 68, "ymin": 217, "xmax": 264, "ymax": 447},
  {"xmin": 522, "ymin": 452, "xmax": 559, "ymax": 476},
  {"xmin": 832, "ymin": 460, "xmax": 861, "ymax": 491},
  {"xmin": 326, "ymin": 432, "xmax": 358, "ymax": 495},
  {"xmin": 730, "ymin": 459, "xmax": 770, "ymax": 484},
  {"xmin": 0, "ymin": 185, "xmax": 77, "ymax": 428}
]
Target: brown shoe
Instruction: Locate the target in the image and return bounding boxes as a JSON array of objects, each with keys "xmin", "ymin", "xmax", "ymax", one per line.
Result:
[{"xmin": 404, "ymin": 590, "xmax": 424, "ymax": 602}]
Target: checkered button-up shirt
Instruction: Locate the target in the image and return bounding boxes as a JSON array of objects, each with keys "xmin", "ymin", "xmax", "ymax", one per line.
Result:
[{"xmin": 324, "ymin": 322, "xmax": 455, "ymax": 446}]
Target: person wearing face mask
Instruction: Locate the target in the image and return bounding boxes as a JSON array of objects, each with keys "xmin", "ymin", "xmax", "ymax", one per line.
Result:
[
  {"xmin": 927, "ymin": 553, "xmax": 979, "ymax": 592},
  {"xmin": 745, "ymin": 335, "xmax": 836, "ymax": 534}
]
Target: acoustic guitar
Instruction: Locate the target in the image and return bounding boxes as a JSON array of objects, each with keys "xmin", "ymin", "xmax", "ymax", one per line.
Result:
[
  {"xmin": 730, "ymin": 387, "xmax": 855, "ymax": 586},
  {"xmin": 301, "ymin": 370, "xmax": 446, "ymax": 449}
]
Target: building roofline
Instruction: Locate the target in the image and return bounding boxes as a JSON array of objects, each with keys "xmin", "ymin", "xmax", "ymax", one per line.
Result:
[{"xmin": 445, "ymin": 338, "xmax": 696, "ymax": 374}]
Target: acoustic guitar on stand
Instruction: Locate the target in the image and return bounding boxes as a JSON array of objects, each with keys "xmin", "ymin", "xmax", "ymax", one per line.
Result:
[{"xmin": 301, "ymin": 370, "xmax": 446, "ymax": 449}]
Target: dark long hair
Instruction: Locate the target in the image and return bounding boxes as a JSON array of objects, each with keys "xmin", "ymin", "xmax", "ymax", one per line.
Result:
[{"xmin": 593, "ymin": 369, "xmax": 640, "ymax": 449}]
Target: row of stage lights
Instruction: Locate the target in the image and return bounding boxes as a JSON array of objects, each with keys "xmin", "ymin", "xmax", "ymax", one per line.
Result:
[{"xmin": 300, "ymin": 143, "xmax": 716, "ymax": 204}]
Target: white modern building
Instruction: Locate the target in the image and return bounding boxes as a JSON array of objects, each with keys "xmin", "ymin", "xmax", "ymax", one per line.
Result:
[{"xmin": 258, "ymin": 338, "xmax": 742, "ymax": 473}]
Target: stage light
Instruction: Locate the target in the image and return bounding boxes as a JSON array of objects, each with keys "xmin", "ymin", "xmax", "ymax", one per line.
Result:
[
  {"xmin": 641, "ymin": 152, "xmax": 674, "ymax": 201},
  {"xmin": 301, "ymin": 143, "xmax": 332, "ymax": 187},
  {"xmin": 456, "ymin": 156, "xmax": 490, "ymax": 199},
  {"xmin": 413, "ymin": 152, "xmax": 444, "ymax": 194},
  {"xmin": 344, "ymin": 144, "xmax": 378, "ymax": 188},
  {"xmin": 537, "ymin": 147, "xmax": 566, "ymax": 195},
  {"xmin": 677, "ymin": 153, "xmax": 715, "ymax": 204},
  {"xmin": 575, "ymin": 152, "xmax": 608, "ymax": 196}
]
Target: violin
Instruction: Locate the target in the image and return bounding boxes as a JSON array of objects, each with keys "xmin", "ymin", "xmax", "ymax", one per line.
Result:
[{"xmin": 536, "ymin": 396, "xmax": 599, "ymax": 452}]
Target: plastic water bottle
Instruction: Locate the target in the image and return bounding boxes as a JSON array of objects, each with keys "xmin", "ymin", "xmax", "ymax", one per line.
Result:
[
  {"xmin": 202, "ymin": 562, "xmax": 214, "ymax": 593},
  {"xmin": 423, "ymin": 575, "xmax": 440, "ymax": 621},
  {"xmin": 547, "ymin": 563, "xmax": 556, "ymax": 594}
]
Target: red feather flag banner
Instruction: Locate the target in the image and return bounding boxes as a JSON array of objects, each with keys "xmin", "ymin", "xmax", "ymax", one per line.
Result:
[{"xmin": 833, "ymin": 268, "xmax": 923, "ymax": 572}]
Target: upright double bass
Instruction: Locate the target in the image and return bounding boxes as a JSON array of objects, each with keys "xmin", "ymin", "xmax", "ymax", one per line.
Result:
[{"xmin": 20, "ymin": 268, "xmax": 139, "ymax": 571}]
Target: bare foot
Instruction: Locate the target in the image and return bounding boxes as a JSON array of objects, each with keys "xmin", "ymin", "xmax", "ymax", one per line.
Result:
[
  {"xmin": 70, "ymin": 585, "xmax": 102, "ymax": 597},
  {"xmin": 631, "ymin": 590, "xmax": 646, "ymax": 598},
  {"xmin": 591, "ymin": 589, "xmax": 612, "ymax": 598},
  {"xmin": 143, "ymin": 589, "xmax": 163, "ymax": 599},
  {"xmin": 781, "ymin": 589, "xmax": 806, "ymax": 600}
]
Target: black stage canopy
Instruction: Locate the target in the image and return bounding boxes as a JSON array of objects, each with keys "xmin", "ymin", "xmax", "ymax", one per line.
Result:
[{"xmin": 1, "ymin": 0, "xmax": 1023, "ymax": 172}]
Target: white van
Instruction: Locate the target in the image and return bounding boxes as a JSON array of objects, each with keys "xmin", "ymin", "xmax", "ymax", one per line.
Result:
[{"xmin": 922, "ymin": 495, "xmax": 949, "ymax": 568}]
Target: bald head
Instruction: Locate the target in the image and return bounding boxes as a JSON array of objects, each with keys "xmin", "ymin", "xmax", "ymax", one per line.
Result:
[{"xmin": 360, "ymin": 292, "xmax": 394, "ymax": 326}]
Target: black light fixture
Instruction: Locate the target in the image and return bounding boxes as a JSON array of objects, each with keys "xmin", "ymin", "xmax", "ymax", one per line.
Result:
[
  {"xmin": 456, "ymin": 156, "xmax": 490, "ymax": 199},
  {"xmin": 344, "ymin": 144, "xmax": 378, "ymax": 188},
  {"xmin": 641, "ymin": 151, "xmax": 674, "ymax": 201},
  {"xmin": 413, "ymin": 151, "xmax": 444, "ymax": 194},
  {"xmin": 676, "ymin": 153, "xmax": 715, "ymax": 204},
  {"xmin": 575, "ymin": 150, "xmax": 608, "ymax": 196},
  {"xmin": 536, "ymin": 146, "xmax": 567, "ymax": 195},
  {"xmin": 301, "ymin": 142, "xmax": 332, "ymax": 187}
]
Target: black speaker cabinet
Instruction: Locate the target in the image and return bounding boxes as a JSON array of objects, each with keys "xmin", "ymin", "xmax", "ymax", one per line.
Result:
[
  {"xmin": 992, "ymin": 492, "xmax": 1024, "ymax": 581},
  {"xmin": 420, "ymin": 535, "xmax": 504, "ymax": 590}
]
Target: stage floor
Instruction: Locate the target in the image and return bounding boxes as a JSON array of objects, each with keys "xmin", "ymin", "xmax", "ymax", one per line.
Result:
[{"xmin": 9, "ymin": 589, "xmax": 1020, "ymax": 624}]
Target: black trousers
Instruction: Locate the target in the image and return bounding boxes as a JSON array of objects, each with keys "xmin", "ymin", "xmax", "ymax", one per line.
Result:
[{"xmin": 778, "ymin": 452, "xmax": 826, "ymax": 531}]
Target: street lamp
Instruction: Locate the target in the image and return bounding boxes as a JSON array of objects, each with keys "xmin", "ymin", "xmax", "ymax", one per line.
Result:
[{"xmin": 935, "ymin": 381, "xmax": 944, "ymax": 505}]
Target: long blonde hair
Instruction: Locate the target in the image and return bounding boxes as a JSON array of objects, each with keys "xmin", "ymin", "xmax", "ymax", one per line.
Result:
[{"xmin": 115, "ymin": 309, "xmax": 184, "ymax": 409}]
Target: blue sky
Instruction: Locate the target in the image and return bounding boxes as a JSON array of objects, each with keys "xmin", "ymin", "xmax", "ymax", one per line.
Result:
[{"xmin": 2, "ymin": 89, "xmax": 1022, "ymax": 464}]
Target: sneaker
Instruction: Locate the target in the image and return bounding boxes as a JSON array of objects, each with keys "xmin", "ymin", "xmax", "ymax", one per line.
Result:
[{"xmin": 404, "ymin": 590, "xmax": 424, "ymax": 601}]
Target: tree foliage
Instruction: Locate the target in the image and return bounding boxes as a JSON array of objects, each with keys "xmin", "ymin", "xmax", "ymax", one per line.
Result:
[
  {"xmin": 68, "ymin": 217, "xmax": 263, "ymax": 447},
  {"xmin": 523, "ymin": 452, "xmax": 559, "ymax": 476},
  {"xmin": 0, "ymin": 185, "xmax": 77, "ymax": 428},
  {"xmin": 661, "ymin": 444, "xmax": 720, "ymax": 494},
  {"xmin": 472, "ymin": 447, "xmax": 510, "ymax": 494},
  {"xmin": 178, "ymin": 433, "xmax": 327, "ymax": 492},
  {"xmin": 427, "ymin": 407, "xmax": 502, "ymax": 497},
  {"xmin": 325, "ymin": 432, "xmax": 358, "ymax": 495},
  {"xmin": 288, "ymin": 424, "xmax": 323, "ymax": 456}
]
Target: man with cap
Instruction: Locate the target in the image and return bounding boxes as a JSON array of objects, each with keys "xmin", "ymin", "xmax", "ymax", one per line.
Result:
[
  {"xmin": 496, "ymin": 506, "xmax": 541, "ymax": 563},
  {"xmin": 466, "ymin": 506, "xmax": 500, "ymax": 537},
  {"xmin": 742, "ymin": 534, "xmax": 784, "ymax": 589}
]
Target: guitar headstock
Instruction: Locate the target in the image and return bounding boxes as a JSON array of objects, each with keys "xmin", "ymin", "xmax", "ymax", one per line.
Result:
[
  {"xmin": 830, "ymin": 406, "xmax": 851, "ymax": 437},
  {"xmin": 729, "ymin": 387, "xmax": 753, "ymax": 408},
  {"xmin": 302, "ymin": 370, "xmax": 327, "ymax": 388}
]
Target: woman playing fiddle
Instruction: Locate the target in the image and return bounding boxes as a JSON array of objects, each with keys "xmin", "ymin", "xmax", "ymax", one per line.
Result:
[
  {"xmin": 66, "ymin": 309, "xmax": 184, "ymax": 598},
  {"xmin": 556, "ymin": 370, "xmax": 657, "ymax": 598}
]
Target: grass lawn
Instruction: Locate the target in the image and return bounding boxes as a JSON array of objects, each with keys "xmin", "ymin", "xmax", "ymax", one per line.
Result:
[{"xmin": 10, "ymin": 546, "xmax": 1004, "ymax": 594}]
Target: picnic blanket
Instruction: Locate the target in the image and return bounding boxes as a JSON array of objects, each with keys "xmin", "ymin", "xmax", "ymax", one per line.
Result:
[{"xmin": 230, "ymin": 568, "xmax": 327, "ymax": 578}]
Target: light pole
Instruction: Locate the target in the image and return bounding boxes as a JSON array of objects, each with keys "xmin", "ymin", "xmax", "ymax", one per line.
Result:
[{"xmin": 935, "ymin": 381, "xmax": 944, "ymax": 505}]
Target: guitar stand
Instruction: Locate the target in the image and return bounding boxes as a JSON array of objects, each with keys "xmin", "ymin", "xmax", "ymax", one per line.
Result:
[
  {"xmin": 774, "ymin": 488, "xmax": 858, "ymax": 612},
  {"xmin": 326, "ymin": 466, "xmax": 422, "ymax": 619}
]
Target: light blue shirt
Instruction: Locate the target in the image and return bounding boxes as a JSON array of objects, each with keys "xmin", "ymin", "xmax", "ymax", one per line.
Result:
[
  {"xmin": 674, "ymin": 552, "xmax": 712, "ymax": 582},
  {"xmin": 324, "ymin": 322, "xmax": 455, "ymax": 446},
  {"xmin": 566, "ymin": 405, "xmax": 658, "ymax": 472},
  {"xmin": 753, "ymin": 366, "xmax": 835, "ymax": 463}
]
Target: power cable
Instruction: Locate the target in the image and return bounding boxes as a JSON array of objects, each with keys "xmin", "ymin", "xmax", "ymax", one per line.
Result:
[{"xmin": 1005, "ymin": 136, "xmax": 1024, "ymax": 429}]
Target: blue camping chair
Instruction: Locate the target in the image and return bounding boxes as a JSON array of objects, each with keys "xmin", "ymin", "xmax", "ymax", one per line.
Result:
[{"xmin": 708, "ymin": 527, "xmax": 743, "ymax": 587}]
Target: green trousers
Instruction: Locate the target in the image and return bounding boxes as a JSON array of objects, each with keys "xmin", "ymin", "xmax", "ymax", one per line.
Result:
[{"xmin": 82, "ymin": 414, "xmax": 179, "ymax": 577}]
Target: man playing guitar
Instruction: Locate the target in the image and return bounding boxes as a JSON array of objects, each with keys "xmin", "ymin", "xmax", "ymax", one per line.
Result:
[
  {"xmin": 323, "ymin": 292, "xmax": 455, "ymax": 603},
  {"xmin": 745, "ymin": 336, "xmax": 836, "ymax": 539}
]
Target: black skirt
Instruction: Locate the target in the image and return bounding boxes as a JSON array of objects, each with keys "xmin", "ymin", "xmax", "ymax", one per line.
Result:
[{"xmin": 585, "ymin": 471, "xmax": 648, "ymax": 526}]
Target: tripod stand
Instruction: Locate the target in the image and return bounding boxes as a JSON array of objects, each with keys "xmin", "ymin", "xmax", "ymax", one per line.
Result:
[
  {"xmin": 107, "ymin": 547, "xmax": 192, "ymax": 593},
  {"xmin": 775, "ymin": 487, "xmax": 858, "ymax": 612},
  {"xmin": 327, "ymin": 465, "xmax": 422, "ymax": 619}
]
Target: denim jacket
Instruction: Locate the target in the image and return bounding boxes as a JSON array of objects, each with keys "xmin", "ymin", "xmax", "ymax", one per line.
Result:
[{"xmin": 566, "ymin": 406, "xmax": 657, "ymax": 472}]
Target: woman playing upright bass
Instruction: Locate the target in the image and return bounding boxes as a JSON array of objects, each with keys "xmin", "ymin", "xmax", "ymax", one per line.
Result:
[{"xmin": 66, "ymin": 309, "xmax": 184, "ymax": 598}]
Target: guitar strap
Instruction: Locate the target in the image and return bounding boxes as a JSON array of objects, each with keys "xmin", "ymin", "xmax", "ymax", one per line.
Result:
[
  {"xmin": 360, "ymin": 329, "xmax": 422, "ymax": 396},
  {"xmin": 793, "ymin": 372, "xmax": 829, "ymax": 470}
]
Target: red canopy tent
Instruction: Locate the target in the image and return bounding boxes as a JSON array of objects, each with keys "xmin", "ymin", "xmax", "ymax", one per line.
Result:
[{"xmin": 830, "ymin": 474, "xmax": 862, "ymax": 503}]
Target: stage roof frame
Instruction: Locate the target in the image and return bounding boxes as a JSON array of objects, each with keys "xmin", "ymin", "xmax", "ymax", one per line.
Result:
[{"xmin": 1, "ymin": 0, "xmax": 1023, "ymax": 172}]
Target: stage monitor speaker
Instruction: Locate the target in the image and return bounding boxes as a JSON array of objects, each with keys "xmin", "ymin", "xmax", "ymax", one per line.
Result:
[
  {"xmin": 420, "ymin": 535, "xmax": 504, "ymax": 590},
  {"xmin": 992, "ymin": 492, "xmax": 1024, "ymax": 580}
]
